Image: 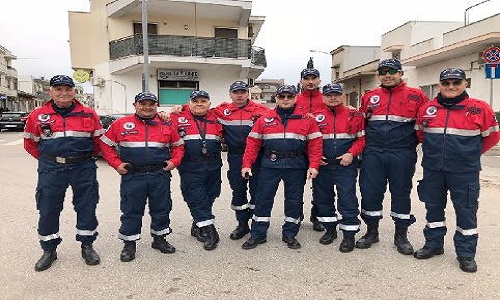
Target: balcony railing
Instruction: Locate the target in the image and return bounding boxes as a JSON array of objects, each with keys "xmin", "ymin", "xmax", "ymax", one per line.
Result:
[{"xmin": 109, "ymin": 34, "xmax": 266, "ymax": 67}]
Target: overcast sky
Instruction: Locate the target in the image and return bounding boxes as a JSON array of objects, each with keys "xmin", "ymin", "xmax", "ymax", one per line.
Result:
[{"xmin": 1, "ymin": 0, "xmax": 499, "ymax": 88}]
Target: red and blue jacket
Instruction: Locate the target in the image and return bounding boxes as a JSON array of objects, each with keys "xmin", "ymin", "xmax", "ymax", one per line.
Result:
[
  {"xmin": 360, "ymin": 82, "xmax": 428, "ymax": 151},
  {"xmin": 170, "ymin": 106, "xmax": 223, "ymax": 172},
  {"xmin": 212, "ymin": 100, "xmax": 270, "ymax": 154},
  {"xmin": 242, "ymin": 105, "xmax": 323, "ymax": 170},
  {"xmin": 296, "ymin": 89, "xmax": 326, "ymax": 114},
  {"xmin": 416, "ymin": 95, "xmax": 499, "ymax": 172},
  {"xmin": 100, "ymin": 114, "xmax": 184, "ymax": 169},
  {"xmin": 24, "ymin": 100, "xmax": 104, "ymax": 168},
  {"xmin": 314, "ymin": 104, "xmax": 365, "ymax": 168}
]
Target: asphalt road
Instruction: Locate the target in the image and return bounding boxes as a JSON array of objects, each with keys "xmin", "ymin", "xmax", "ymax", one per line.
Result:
[{"xmin": 1, "ymin": 131, "xmax": 499, "ymax": 299}]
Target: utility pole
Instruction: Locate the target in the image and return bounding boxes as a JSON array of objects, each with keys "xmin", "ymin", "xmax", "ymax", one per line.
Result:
[{"xmin": 141, "ymin": 0, "xmax": 150, "ymax": 92}]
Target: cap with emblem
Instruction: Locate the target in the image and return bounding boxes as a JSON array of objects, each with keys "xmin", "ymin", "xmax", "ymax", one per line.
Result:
[
  {"xmin": 301, "ymin": 68, "xmax": 320, "ymax": 79},
  {"xmin": 276, "ymin": 84, "xmax": 297, "ymax": 95},
  {"xmin": 229, "ymin": 81, "xmax": 249, "ymax": 92},
  {"xmin": 50, "ymin": 75, "xmax": 75, "ymax": 87},
  {"xmin": 322, "ymin": 83, "xmax": 343, "ymax": 95},
  {"xmin": 190, "ymin": 90, "xmax": 210, "ymax": 100},
  {"xmin": 377, "ymin": 59, "xmax": 402, "ymax": 70},
  {"xmin": 439, "ymin": 68, "xmax": 466, "ymax": 81},
  {"xmin": 134, "ymin": 91, "xmax": 158, "ymax": 102}
]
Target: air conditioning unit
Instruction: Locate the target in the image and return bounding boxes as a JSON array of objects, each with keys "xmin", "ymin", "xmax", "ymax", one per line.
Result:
[{"xmin": 91, "ymin": 77, "xmax": 105, "ymax": 87}]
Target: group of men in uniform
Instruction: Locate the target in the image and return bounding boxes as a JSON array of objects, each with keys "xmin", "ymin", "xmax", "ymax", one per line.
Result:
[{"xmin": 24, "ymin": 58, "xmax": 499, "ymax": 273}]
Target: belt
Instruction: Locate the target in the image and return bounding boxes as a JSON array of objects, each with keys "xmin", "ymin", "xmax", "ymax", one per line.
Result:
[
  {"xmin": 266, "ymin": 150, "xmax": 304, "ymax": 161},
  {"xmin": 41, "ymin": 153, "xmax": 92, "ymax": 164},
  {"xmin": 183, "ymin": 153, "xmax": 221, "ymax": 162},
  {"xmin": 125, "ymin": 164, "xmax": 165, "ymax": 173},
  {"xmin": 322, "ymin": 157, "xmax": 341, "ymax": 165}
]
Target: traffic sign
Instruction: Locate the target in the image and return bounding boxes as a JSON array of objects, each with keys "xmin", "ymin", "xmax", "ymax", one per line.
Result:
[
  {"xmin": 483, "ymin": 46, "xmax": 500, "ymax": 63},
  {"xmin": 485, "ymin": 63, "xmax": 500, "ymax": 79}
]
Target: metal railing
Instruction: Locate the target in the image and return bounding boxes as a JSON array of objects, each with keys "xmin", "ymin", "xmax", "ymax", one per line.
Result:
[{"xmin": 109, "ymin": 34, "xmax": 266, "ymax": 67}]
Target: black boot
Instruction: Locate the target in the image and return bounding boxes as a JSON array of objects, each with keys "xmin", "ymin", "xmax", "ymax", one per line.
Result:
[
  {"xmin": 319, "ymin": 227, "xmax": 337, "ymax": 245},
  {"xmin": 355, "ymin": 223, "xmax": 379, "ymax": 249},
  {"xmin": 34, "ymin": 250, "xmax": 57, "ymax": 272},
  {"xmin": 152, "ymin": 236, "xmax": 176, "ymax": 254},
  {"xmin": 394, "ymin": 225, "xmax": 414, "ymax": 255},
  {"xmin": 229, "ymin": 222, "xmax": 250, "ymax": 240},
  {"xmin": 457, "ymin": 256, "xmax": 477, "ymax": 273},
  {"xmin": 191, "ymin": 222, "xmax": 204, "ymax": 241},
  {"xmin": 414, "ymin": 246, "xmax": 444, "ymax": 259},
  {"xmin": 282, "ymin": 236, "xmax": 301, "ymax": 249},
  {"xmin": 312, "ymin": 218, "xmax": 325, "ymax": 232},
  {"xmin": 81, "ymin": 244, "xmax": 101, "ymax": 266},
  {"xmin": 201, "ymin": 225, "xmax": 219, "ymax": 251},
  {"xmin": 120, "ymin": 241, "xmax": 136, "ymax": 262},
  {"xmin": 242, "ymin": 237, "xmax": 267, "ymax": 250},
  {"xmin": 339, "ymin": 234, "xmax": 356, "ymax": 253}
]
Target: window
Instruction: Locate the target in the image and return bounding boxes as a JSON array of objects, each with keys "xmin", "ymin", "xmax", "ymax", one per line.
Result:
[
  {"xmin": 215, "ymin": 28, "xmax": 237, "ymax": 38},
  {"xmin": 133, "ymin": 22, "xmax": 158, "ymax": 35},
  {"xmin": 158, "ymin": 81, "xmax": 198, "ymax": 105}
]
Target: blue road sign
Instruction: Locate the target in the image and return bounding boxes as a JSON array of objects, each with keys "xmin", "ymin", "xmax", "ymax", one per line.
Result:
[{"xmin": 485, "ymin": 63, "xmax": 500, "ymax": 79}]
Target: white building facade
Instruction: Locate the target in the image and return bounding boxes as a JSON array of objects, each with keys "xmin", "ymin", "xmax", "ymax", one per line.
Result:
[
  {"xmin": 69, "ymin": 0, "xmax": 266, "ymax": 114},
  {"xmin": 332, "ymin": 14, "xmax": 500, "ymax": 112}
]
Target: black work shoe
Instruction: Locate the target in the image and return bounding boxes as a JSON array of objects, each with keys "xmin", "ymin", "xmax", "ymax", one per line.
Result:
[
  {"xmin": 152, "ymin": 237, "xmax": 176, "ymax": 254},
  {"xmin": 312, "ymin": 220, "xmax": 325, "ymax": 232},
  {"xmin": 394, "ymin": 226, "xmax": 414, "ymax": 255},
  {"xmin": 339, "ymin": 235, "xmax": 356, "ymax": 253},
  {"xmin": 282, "ymin": 236, "xmax": 302, "ymax": 249},
  {"xmin": 355, "ymin": 232, "xmax": 379, "ymax": 249},
  {"xmin": 319, "ymin": 228, "xmax": 337, "ymax": 245},
  {"xmin": 242, "ymin": 237, "xmax": 267, "ymax": 250},
  {"xmin": 457, "ymin": 256, "xmax": 477, "ymax": 273},
  {"xmin": 34, "ymin": 250, "xmax": 57, "ymax": 272},
  {"xmin": 201, "ymin": 225, "xmax": 219, "ymax": 251},
  {"xmin": 229, "ymin": 223, "xmax": 250, "ymax": 240},
  {"xmin": 81, "ymin": 244, "xmax": 101, "ymax": 266},
  {"xmin": 191, "ymin": 222, "xmax": 204, "ymax": 242},
  {"xmin": 413, "ymin": 246, "xmax": 444, "ymax": 259},
  {"xmin": 120, "ymin": 241, "xmax": 136, "ymax": 262}
]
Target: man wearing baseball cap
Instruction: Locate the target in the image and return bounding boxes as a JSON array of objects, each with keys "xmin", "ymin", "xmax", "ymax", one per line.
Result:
[
  {"xmin": 414, "ymin": 68, "xmax": 499, "ymax": 272},
  {"xmin": 24, "ymin": 75, "xmax": 104, "ymax": 271},
  {"xmin": 241, "ymin": 84, "xmax": 323, "ymax": 250},
  {"xmin": 170, "ymin": 90, "xmax": 224, "ymax": 251},
  {"xmin": 311, "ymin": 83, "xmax": 365, "ymax": 252},
  {"xmin": 100, "ymin": 91, "xmax": 185, "ymax": 262},
  {"xmin": 356, "ymin": 59, "xmax": 429, "ymax": 256},
  {"xmin": 296, "ymin": 68, "xmax": 327, "ymax": 232}
]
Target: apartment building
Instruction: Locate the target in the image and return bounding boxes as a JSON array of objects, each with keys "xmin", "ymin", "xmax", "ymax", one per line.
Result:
[
  {"xmin": 332, "ymin": 14, "xmax": 500, "ymax": 111},
  {"xmin": 18, "ymin": 76, "xmax": 50, "ymax": 111},
  {"xmin": 0, "ymin": 45, "xmax": 18, "ymax": 111},
  {"xmin": 69, "ymin": 0, "xmax": 266, "ymax": 114}
]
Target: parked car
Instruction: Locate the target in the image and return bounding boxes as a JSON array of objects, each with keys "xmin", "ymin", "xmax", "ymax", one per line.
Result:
[
  {"xmin": 99, "ymin": 113, "xmax": 131, "ymax": 130},
  {"xmin": 0, "ymin": 111, "xmax": 29, "ymax": 131}
]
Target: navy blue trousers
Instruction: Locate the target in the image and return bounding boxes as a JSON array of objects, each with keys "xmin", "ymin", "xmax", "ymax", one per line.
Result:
[
  {"xmin": 250, "ymin": 168, "xmax": 306, "ymax": 239},
  {"xmin": 313, "ymin": 164, "xmax": 360, "ymax": 234},
  {"xmin": 179, "ymin": 168, "xmax": 221, "ymax": 227},
  {"xmin": 118, "ymin": 170, "xmax": 173, "ymax": 241},
  {"xmin": 417, "ymin": 169, "xmax": 479, "ymax": 257},
  {"xmin": 359, "ymin": 149, "xmax": 417, "ymax": 227},
  {"xmin": 36, "ymin": 161, "xmax": 99, "ymax": 251},
  {"xmin": 227, "ymin": 153, "xmax": 260, "ymax": 224}
]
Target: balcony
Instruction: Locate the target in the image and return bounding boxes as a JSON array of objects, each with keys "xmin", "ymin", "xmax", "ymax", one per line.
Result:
[{"xmin": 109, "ymin": 34, "xmax": 266, "ymax": 67}]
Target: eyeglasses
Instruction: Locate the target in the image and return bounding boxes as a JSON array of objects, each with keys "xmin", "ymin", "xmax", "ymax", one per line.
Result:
[
  {"xmin": 378, "ymin": 69, "xmax": 399, "ymax": 75},
  {"xmin": 276, "ymin": 94, "xmax": 296, "ymax": 100},
  {"xmin": 440, "ymin": 80, "xmax": 463, "ymax": 87}
]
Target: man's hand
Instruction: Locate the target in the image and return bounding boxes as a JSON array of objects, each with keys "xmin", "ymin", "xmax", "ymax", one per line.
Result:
[
  {"xmin": 241, "ymin": 167, "xmax": 252, "ymax": 179},
  {"xmin": 117, "ymin": 162, "xmax": 129, "ymax": 175},
  {"xmin": 320, "ymin": 156, "xmax": 328, "ymax": 166},
  {"xmin": 307, "ymin": 167, "xmax": 319, "ymax": 179},
  {"xmin": 158, "ymin": 111, "xmax": 170, "ymax": 121},
  {"xmin": 170, "ymin": 105, "xmax": 183, "ymax": 115},
  {"xmin": 336, "ymin": 153, "xmax": 354, "ymax": 166},
  {"xmin": 163, "ymin": 160, "xmax": 176, "ymax": 171}
]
